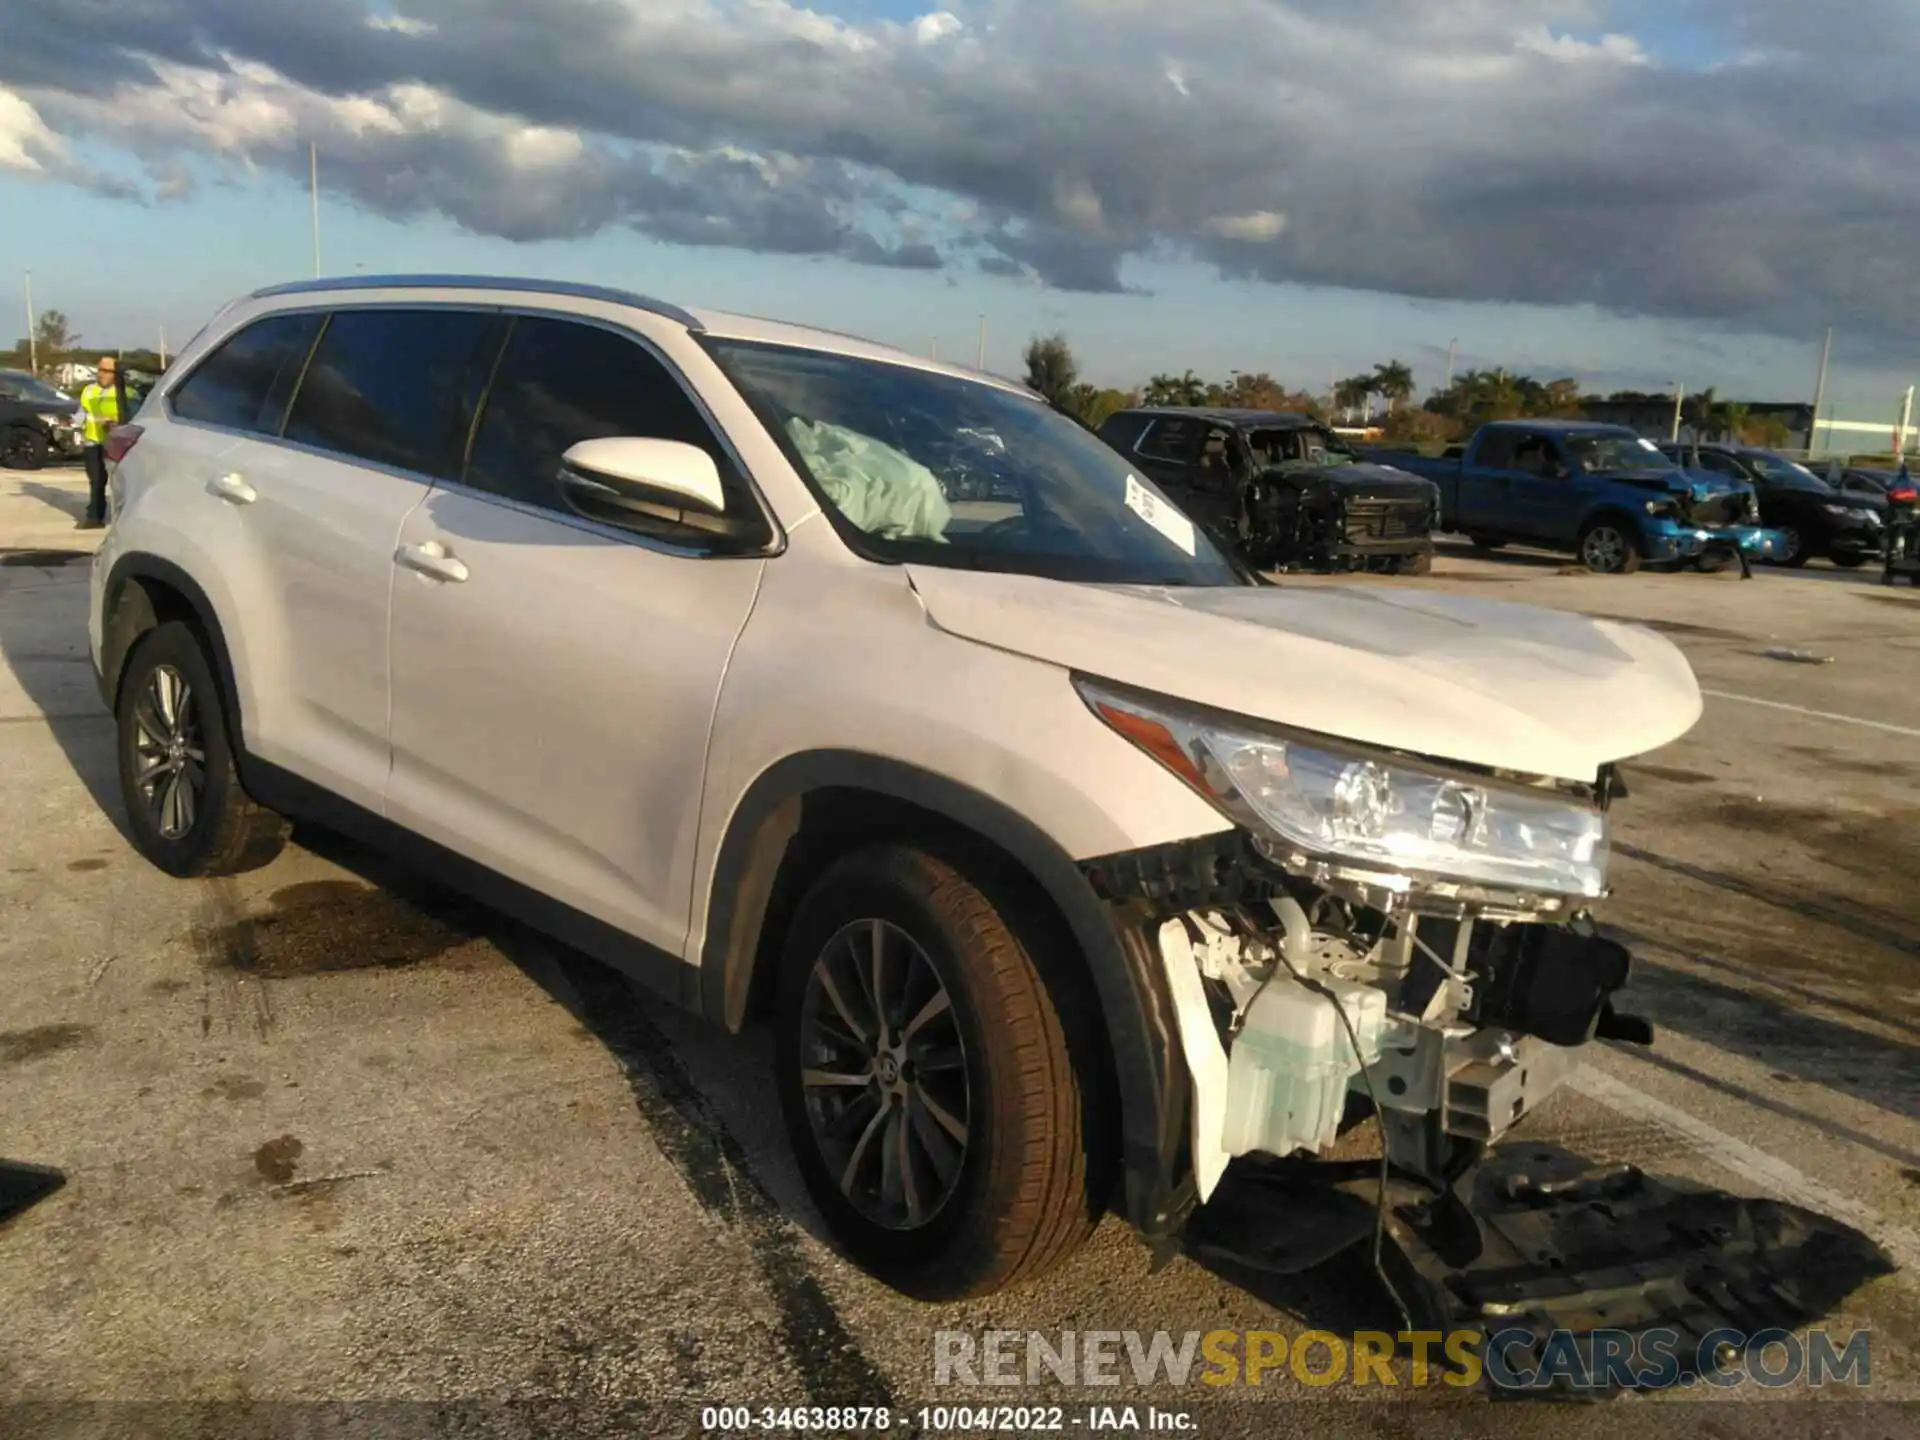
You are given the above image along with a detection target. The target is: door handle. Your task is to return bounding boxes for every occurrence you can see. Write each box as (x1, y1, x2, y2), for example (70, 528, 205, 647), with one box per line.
(395, 541, 470, 584)
(210, 473, 257, 505)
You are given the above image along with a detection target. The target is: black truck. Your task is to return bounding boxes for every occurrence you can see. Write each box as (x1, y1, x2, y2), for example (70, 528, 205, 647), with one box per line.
(1096, 407, 1439, 573)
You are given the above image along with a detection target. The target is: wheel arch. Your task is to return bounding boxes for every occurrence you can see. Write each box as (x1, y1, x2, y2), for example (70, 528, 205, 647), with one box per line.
(698, 750, 1188, 1233)
(99, 554, 248, 766)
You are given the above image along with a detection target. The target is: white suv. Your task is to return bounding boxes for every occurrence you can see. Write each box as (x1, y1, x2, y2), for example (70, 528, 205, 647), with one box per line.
(90, 275, 1699, 1299)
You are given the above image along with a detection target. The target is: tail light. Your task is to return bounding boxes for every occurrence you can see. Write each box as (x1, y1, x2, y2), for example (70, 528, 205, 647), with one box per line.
(1893, 485, 1917, 504)
(104, 425, 143, 464)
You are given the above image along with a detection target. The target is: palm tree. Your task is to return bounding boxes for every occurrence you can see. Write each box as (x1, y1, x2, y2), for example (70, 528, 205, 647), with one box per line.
(1335, 374, 1374, 424)
(1143, 370, 1210, 406)
(1371, 360, 1415, 414)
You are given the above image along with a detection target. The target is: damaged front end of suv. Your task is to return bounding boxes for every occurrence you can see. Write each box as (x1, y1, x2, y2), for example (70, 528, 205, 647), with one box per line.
(1075, 677, 1651, 1241)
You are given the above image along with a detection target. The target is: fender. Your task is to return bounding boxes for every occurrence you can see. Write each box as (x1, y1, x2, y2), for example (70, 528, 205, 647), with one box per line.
(698, 750, 1191, 1234)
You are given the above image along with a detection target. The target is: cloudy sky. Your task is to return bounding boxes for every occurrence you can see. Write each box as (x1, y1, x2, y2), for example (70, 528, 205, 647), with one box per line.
(2, 0, 1916, 413)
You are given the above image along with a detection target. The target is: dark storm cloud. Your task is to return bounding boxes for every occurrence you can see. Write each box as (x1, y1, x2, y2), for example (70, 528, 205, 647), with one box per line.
(5, 0, 1920, 337)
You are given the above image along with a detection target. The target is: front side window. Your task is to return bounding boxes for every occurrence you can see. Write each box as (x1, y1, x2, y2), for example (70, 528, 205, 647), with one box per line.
(283, 308, 502, 476)
(1564, 433, 1673, 474)
(464, 316, 758, 534)
(1746, 454, 1830, 491)
(169, 312, 323, 435)
(705, 340, 1244, 586)
(1134, 417, 1205, 465)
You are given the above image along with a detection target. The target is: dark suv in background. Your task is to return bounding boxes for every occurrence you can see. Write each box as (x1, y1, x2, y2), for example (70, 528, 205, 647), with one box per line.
(0, 369, 84, 470)
(1660, 442, 1884, 568)
(1096, 407, 1438, 573)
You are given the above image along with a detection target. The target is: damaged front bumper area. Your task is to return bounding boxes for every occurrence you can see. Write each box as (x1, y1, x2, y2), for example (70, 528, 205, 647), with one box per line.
(1086, 832, 1647, 1209)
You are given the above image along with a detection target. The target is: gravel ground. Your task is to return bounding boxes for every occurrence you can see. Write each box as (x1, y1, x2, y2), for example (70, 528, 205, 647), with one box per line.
(2, 467, 1917, 1438)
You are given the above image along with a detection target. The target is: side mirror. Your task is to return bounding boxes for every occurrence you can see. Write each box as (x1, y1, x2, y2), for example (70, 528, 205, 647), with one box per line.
(557, 437, 760, 546)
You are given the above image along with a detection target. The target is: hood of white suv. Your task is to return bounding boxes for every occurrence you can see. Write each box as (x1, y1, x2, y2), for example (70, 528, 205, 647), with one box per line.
(907, 567, 1702, 783)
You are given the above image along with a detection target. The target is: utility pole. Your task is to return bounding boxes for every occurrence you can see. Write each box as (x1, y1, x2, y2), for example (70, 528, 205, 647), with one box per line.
(23, 270, 35, 376)
(309, 142, 322, 277)
(159, 324, 168, 368)
(1670, 381, 1685, 443)
(1896, 385, 1915, 458)
(1809, 326, 1832, 459)
(1444, 338, 1457, 391)
(930, 338, 938, 362)
(976, 314, 986, 370)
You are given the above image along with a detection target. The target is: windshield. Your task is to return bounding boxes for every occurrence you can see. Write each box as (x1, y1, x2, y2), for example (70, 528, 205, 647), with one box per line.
(705, 340, 1246, 586)
(1565, 434, 1672, 474)
(0, 371, 69, 405)
(1745, 454, 1830, 491)
(1246, 427, 1354, 470)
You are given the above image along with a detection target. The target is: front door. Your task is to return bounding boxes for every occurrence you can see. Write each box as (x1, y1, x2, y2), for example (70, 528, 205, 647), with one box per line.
(384, 313, 769, 965)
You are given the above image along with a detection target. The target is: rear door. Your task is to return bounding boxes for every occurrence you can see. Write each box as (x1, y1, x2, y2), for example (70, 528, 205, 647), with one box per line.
(1455, 427, 1519, 533)
(216, 306, 504, 811)
(384, 312, 771, 965)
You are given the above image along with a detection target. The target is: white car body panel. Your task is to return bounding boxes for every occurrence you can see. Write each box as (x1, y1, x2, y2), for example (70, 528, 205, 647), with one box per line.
(904, 565, 1703, 782)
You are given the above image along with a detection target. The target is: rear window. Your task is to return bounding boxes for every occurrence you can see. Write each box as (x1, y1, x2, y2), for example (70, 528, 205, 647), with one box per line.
(1135, 417, 1205, 464)
(169, 312, 323, 435)
(284, 308, 503, 477)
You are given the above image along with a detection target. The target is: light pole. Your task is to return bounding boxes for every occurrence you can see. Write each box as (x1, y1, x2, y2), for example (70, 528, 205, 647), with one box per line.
(1669, 382, 1685, 443)
(310, 142, 322, 277)
(976, 314, 986, 370)
(1809, 326, 1832, 458)
(24, 270, 36, 376)
(1444, 338, 1457, 391)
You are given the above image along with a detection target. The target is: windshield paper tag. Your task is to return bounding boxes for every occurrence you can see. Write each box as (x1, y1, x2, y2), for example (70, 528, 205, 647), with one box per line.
(1125, 474, 1197, 556)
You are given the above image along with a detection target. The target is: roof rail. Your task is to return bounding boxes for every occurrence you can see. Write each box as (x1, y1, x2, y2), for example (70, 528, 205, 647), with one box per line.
(248, 274, 703, 330)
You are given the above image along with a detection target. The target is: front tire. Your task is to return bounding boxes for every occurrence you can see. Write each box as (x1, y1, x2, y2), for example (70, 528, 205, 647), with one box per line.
(774, 844, 1101, 1300)
(1772, 526, 1810, 567)
(2, 426, 48, 471)
(115, 622, 289, 877)
(1578, 520, 1643, 575)
(1830, 553, 1866, 569)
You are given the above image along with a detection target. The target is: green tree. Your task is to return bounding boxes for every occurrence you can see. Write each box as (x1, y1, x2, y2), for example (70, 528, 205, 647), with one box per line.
(34, 309, 78, 362)
(1371, 360, 1415, 414)
(1061, 383, 1134, 430)
(1142, 370, 1209, 406)
(1022, 332, 1080, 411)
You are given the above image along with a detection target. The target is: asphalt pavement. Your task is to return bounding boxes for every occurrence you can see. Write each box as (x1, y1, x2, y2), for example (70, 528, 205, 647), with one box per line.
(2, 467, 1917, 1437)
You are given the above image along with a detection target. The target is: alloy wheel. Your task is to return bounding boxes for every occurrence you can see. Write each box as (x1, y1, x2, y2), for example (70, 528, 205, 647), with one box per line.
(797, 918, 970, 1231)
(131, 664, 206, 840)
(1583, 526, 1626, 572)
(1778, 527, 1802, 562)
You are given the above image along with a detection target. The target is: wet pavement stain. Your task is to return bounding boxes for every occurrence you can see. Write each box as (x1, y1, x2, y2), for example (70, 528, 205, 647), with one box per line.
(147, 978, 189, 995)
(66, 858, 109, 873)
(1626, 763, 1715, 786)
(203, 1076, 267, 1102)
(0, 1023, 95, 1066)
(253, 1135, 304, 1183)
(194, 880, 489, 978)
(1782, 745, 1916, 780)
(0, 548, 90, 567)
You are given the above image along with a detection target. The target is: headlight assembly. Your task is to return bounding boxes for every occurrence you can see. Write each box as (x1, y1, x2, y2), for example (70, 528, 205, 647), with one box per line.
(1077, 678, 1609, 900)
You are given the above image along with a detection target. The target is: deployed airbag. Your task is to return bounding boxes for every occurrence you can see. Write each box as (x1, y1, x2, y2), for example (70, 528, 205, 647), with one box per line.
(786, 417, 951, 542)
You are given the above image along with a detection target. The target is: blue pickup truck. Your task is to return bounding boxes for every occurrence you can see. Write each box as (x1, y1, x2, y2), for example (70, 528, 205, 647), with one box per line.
(1381, 421, 1782, 574)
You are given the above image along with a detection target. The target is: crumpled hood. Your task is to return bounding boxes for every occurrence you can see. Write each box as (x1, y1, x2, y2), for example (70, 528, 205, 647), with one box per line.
(1605, 467, 1743, 500)
(908, 567, 1703, 782)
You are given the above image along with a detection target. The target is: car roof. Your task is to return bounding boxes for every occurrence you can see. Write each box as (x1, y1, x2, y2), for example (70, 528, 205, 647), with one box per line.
(1115, 407, 1319, 428)
(1487, 419, 1637, 436)
(247, 274, 1033, 398)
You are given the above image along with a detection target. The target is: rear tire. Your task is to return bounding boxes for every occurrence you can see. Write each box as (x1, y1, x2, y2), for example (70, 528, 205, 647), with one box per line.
(115, 622, 289, 878)
(774, 844, 1102, 1300)
(1830, 553, 1866, 569)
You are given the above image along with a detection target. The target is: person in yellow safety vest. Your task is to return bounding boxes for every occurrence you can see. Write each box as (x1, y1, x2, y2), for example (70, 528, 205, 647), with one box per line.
(77, 355, 123, 530)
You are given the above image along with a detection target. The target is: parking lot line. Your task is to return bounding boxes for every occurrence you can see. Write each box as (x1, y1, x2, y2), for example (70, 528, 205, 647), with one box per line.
(1701, 689, 1920, 740)
(1571, 1065, 1920, 1276)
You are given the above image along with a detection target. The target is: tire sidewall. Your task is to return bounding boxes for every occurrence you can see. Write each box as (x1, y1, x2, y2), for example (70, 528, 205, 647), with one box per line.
(774, 850, 1019, 1293)
(116, 623, 244, 877)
